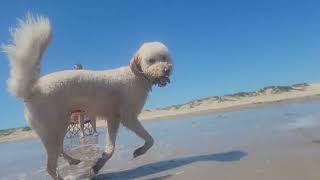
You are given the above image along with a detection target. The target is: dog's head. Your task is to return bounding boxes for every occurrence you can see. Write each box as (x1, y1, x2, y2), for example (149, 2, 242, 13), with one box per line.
(130, 42, 173, 87)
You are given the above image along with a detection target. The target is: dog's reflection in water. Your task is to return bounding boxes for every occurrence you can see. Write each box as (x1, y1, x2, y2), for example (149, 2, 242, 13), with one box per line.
(60, 135, 102, 178)
(79, 135, 99, 146)
(63, 135, 101, 160)
(65, 134, 99, 147)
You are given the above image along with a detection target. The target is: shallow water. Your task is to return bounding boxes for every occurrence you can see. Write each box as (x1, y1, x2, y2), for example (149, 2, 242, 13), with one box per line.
(1, 100, 320, 179)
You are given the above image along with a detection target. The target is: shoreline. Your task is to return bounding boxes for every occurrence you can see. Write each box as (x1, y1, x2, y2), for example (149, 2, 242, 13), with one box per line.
(140, 95, 320, 122)
(1, 83, 320, 144)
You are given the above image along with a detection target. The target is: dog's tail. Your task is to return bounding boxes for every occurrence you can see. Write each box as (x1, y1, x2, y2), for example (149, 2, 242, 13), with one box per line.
(2, 13, 51, 99)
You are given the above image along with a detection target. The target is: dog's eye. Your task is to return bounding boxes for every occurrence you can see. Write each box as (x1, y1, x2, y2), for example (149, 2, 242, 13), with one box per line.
(149, 58, 155, 63)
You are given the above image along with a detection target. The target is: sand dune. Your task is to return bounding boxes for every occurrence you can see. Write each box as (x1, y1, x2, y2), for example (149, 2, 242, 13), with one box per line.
(1, 82, 320, 143)
(139, 83, 319, 120)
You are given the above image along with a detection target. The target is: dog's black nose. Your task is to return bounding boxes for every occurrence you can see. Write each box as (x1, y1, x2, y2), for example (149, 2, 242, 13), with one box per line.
(164, 68, 171, 75)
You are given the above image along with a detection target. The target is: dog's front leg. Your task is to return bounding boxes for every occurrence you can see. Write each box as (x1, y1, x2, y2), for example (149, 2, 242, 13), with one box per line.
(91, 119, 120, 175)
(122, 118, 154, 158)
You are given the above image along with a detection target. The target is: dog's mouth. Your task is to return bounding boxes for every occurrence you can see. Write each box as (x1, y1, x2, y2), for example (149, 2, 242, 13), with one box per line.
(154, 76, 170, 87)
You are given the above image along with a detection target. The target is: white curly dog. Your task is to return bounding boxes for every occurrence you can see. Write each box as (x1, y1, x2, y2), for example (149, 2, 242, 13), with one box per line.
(2, 14, 173, 179)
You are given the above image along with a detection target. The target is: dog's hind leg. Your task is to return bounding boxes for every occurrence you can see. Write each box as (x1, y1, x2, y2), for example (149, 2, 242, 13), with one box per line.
(39, 132, 64, 180)
(47, 144, 62, 180)
(91, 118, 120, 174)
(121, 117, 154, 158)
(40, 118, 69, 179)
(26, 107, 70, 179)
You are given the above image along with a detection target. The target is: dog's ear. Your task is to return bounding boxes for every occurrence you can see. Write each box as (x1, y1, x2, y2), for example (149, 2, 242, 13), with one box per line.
(130, 53, 143, 75)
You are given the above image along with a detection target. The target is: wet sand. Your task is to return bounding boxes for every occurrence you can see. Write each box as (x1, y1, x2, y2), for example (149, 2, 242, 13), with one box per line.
(1, 99, 320, 179)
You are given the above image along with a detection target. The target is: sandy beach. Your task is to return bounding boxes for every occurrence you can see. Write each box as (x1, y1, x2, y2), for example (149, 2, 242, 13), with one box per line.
(1, 83, 320, 144)
(2, 98, 320, 179)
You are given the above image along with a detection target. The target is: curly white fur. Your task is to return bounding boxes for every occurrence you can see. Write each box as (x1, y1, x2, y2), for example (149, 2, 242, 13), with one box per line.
(2, 14, 173, 179)
(2, 14, 51, 99)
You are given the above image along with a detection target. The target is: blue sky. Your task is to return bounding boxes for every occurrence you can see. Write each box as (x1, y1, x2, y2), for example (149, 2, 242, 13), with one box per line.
(0, 0, 320, 129)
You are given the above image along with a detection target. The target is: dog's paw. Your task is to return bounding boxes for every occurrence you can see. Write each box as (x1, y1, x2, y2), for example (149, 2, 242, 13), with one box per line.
(91, 153, 107, 174)
(91, 162, 102, 175)
(89, 167, 98, 177)
(133, 147, 145, 158)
